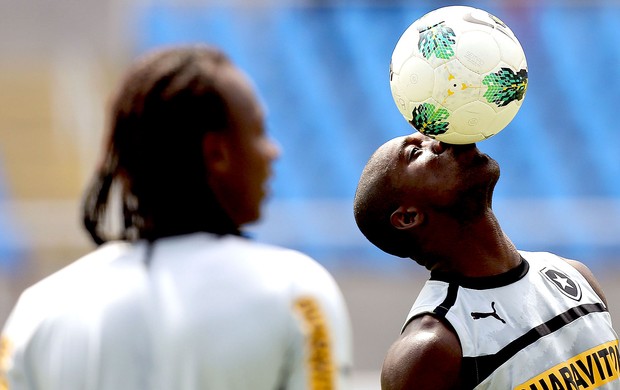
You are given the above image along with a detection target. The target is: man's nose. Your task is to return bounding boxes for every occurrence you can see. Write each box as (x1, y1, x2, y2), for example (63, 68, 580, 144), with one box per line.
(425, 139, 446, 154)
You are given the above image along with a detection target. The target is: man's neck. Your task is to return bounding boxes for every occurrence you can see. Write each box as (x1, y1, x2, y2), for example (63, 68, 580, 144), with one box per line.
(424, 211, 521, 277)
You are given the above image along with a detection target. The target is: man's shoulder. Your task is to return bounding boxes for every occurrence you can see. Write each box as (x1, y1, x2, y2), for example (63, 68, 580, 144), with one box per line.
(165, 232, 311, 260)
(383, 314, 462, 389)
(210, 234, 326, 272)
(2, 242, 133, 344)
(158, 233, 336, 292)
(24, 241, 132, 297)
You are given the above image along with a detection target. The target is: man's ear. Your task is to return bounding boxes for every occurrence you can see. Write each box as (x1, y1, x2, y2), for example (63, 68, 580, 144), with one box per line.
(202, 132, 230, 174)
(390, 206, 423, 230)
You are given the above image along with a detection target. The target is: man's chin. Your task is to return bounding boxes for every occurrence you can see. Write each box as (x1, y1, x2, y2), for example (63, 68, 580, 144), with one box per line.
(411, 256, 437, 271)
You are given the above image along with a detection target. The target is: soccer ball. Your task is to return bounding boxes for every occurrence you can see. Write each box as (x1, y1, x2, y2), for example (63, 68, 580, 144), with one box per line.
(389, 6, 528, 144)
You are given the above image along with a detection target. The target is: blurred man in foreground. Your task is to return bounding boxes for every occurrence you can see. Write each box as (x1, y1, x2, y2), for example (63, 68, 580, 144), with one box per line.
(1, 45, 352, 390)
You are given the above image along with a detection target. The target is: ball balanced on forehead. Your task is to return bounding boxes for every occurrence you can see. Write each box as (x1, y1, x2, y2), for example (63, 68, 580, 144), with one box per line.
(390, 5, 528, 144)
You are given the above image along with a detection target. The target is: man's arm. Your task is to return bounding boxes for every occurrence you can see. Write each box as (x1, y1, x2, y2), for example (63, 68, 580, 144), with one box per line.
(381, 314, 462, 390)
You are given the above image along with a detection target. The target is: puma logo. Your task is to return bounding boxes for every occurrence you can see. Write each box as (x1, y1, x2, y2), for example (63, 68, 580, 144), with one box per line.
(471, 302, 506, 324)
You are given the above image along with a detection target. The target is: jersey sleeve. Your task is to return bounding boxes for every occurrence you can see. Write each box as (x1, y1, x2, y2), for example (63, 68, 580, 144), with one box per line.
(279, 252, 353, 390)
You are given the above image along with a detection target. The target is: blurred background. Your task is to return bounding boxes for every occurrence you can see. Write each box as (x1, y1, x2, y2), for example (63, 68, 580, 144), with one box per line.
(1, 0, 620, 388)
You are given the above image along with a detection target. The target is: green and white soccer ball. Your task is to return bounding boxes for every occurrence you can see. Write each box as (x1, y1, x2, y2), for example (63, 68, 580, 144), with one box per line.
(390, 6, 528, 144)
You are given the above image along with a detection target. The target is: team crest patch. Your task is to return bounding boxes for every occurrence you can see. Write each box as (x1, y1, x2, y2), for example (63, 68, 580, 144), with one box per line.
(540, 267, 582, 301)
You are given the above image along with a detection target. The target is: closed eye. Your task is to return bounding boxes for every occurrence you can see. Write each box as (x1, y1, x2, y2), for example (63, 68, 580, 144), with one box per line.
(408, 146, 422, 162)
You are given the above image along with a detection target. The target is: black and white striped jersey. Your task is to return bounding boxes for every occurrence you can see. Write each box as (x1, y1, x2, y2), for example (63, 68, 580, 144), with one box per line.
(402, 251, 619, 389)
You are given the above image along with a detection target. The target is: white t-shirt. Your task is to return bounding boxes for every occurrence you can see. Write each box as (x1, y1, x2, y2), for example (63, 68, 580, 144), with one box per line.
(0, 233, 353, 390)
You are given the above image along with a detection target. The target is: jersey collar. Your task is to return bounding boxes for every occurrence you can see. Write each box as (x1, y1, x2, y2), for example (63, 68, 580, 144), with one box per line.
(430, 257, 529, 290)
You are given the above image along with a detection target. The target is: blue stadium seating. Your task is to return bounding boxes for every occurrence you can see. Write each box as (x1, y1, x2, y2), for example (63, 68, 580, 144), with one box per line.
(135, 2, 620, 271)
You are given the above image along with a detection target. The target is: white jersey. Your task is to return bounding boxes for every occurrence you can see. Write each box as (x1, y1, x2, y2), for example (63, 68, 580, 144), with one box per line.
(403, 251, 620, 389)
(0, 233, 353, 390)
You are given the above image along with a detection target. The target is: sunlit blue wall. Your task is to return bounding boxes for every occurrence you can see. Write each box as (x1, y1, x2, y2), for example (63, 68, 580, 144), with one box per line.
(135, 1, 620, 271)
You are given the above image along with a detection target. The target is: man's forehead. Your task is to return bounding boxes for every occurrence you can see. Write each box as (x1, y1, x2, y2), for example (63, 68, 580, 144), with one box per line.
(376, 135, 406, 161)
(364, 136, 405, 178)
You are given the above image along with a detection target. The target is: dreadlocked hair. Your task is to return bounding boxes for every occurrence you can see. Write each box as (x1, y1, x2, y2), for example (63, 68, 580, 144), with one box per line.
(82, 45, 240, 245)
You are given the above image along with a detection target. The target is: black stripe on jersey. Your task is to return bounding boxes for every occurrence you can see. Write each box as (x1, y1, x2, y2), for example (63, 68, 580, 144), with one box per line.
(461, 302, 608, 389)
(400, 283, 459, 333)
(433, 283, 459, 318)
